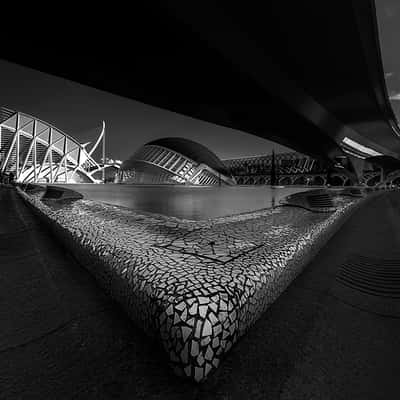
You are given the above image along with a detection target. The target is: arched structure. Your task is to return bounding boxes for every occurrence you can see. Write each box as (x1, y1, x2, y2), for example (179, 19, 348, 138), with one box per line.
(0, 107, 105, 183)
(309, 176, 326, 186)
(224, 152, 319, 177)
(328, 175, 345, 187)
(366, 174, 381, 187)
(120, 137, 236, 185)
(293, 176, 307, 186)
(382, 169, 400, 187)
(361, 171, 380, 186)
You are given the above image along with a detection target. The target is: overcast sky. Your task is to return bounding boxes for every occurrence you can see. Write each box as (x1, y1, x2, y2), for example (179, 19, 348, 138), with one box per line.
(0, 60, 292, 162)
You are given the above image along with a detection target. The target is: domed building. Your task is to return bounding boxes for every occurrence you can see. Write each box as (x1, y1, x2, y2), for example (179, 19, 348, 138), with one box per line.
(119, 137, 236, 185)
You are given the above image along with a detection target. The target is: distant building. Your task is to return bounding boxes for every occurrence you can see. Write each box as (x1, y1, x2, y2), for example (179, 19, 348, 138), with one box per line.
(223, 152, 331, 185)
(223, 152, 381, 186)
(119, 137, 236, 185)
(224, 152, 323, 178)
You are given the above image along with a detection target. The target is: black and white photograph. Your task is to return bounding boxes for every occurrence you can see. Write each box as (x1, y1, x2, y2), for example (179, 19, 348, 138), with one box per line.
(0, 1, 399, 399)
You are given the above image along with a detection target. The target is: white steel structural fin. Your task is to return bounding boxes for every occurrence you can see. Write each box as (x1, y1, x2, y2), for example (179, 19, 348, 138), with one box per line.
(0, 107, 110, 184)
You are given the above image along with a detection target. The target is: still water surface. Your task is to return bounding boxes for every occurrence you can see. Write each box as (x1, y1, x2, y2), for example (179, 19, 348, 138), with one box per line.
(55, 184, 316, 220)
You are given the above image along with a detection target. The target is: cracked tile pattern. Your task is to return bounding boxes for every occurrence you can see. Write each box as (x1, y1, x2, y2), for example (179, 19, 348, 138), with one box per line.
(17, 188, 363, 382)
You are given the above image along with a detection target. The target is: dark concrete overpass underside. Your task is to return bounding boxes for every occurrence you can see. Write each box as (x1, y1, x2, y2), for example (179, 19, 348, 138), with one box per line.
(2, 1, 400, 180)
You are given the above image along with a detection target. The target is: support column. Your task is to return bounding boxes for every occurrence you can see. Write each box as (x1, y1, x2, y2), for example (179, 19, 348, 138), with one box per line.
(102, 124, 106, 183)
(33, 120, 37, 183)
(16, 116, 20, 180)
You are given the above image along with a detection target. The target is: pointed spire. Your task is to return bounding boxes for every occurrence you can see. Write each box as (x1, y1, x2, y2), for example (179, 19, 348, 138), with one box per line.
(88, 121, 106, 157)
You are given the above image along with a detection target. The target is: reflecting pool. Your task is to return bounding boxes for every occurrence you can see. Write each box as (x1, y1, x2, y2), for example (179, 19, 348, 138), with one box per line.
(53, 184, 318, 220)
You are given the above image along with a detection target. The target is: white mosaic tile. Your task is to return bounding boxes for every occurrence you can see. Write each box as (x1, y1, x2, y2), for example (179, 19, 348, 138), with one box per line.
(17, 187, 365, 382)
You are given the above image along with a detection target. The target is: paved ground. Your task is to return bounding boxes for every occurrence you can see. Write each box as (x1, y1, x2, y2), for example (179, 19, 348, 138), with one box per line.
(1, 186, 400, 399)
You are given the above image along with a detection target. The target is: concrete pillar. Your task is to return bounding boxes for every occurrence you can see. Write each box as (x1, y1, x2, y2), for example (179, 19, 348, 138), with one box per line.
(351, 157, 365, 183)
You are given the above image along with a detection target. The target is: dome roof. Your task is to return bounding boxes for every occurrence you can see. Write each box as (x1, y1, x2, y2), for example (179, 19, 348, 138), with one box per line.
(145, 137, 229, 175)
(122, 137, 231, 176)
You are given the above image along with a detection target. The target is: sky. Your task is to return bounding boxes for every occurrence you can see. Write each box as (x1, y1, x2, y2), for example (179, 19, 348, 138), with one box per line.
(0, 60, 292, 162)
(376, 0, 400, 120)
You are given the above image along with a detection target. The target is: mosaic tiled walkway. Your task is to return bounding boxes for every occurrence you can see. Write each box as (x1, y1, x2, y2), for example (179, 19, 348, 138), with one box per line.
(18, 187, 365, 382)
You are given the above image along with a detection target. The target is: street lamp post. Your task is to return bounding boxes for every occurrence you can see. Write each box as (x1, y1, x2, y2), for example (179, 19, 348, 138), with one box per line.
(102, 123, 106, 183)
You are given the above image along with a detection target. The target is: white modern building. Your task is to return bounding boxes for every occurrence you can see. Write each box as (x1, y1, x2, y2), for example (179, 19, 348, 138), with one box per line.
(119, 137, 236, 185)
(0, 107, 108, 183)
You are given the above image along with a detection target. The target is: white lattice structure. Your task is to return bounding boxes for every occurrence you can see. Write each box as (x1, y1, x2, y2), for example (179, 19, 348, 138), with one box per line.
(0, 107, 106, 183)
